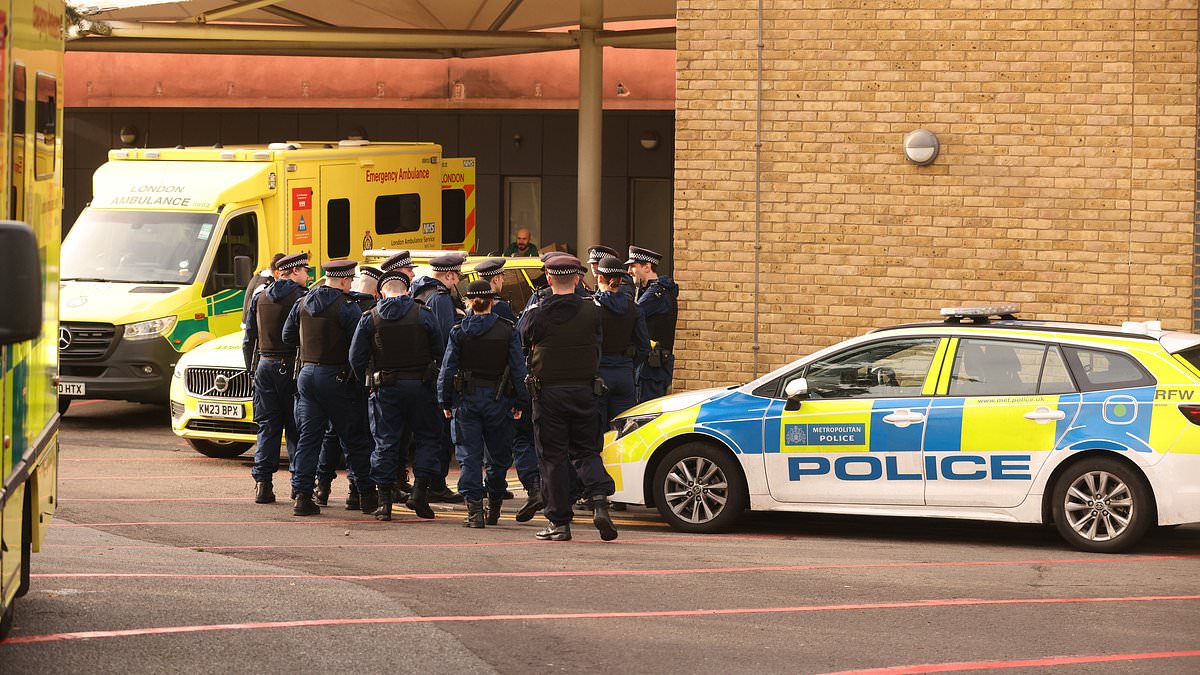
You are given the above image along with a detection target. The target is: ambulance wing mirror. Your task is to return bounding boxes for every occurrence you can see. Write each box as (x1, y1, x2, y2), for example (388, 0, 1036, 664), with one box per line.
(783, 378, 809, 411)
(0, 221, 43, 345)
(233, 256, 253, 289)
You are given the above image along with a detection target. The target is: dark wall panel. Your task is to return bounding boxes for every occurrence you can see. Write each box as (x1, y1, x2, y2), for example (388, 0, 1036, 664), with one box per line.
(600, 175, 629, 250)
(601, 114, 628, 178)
(459, 113, 501, 175)
(499, 115, 543, 177)
(542, 113, 577, 177)
(418, 114, 459, 156)
(541, 175, 577, 250)
(625, 113, 674, 178)
(181, 110, 221, 146)
(473, 173, 501, 255)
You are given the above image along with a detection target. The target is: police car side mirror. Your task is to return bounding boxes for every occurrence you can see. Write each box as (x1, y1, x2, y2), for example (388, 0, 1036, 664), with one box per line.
(233, 255, 253, 289)
(0, 221, 43, 345)
(783, 377, 808, 411)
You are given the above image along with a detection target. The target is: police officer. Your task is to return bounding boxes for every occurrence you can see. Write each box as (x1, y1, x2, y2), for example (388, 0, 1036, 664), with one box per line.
(519, 255, 617, 541)
(586, 245, 618, 283)
(522, 251, 590, 313)
(627, 246, 679, 403)
(409, 253, 467, 503)
(315, 265, 382, 507)
(594, 255, 650, 429)
(471, 258, 517, 323)
(349, 271, 443, 521)
(440, 280, 529, 527)
(241, 252, 286, 329)
(243, 252, 309, 504)
(282, 259, 378, 516)
(381, 250, 417, 282)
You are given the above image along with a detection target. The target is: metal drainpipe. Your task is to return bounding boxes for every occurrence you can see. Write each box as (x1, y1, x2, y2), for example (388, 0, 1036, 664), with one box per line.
(752, 0, 764, 377)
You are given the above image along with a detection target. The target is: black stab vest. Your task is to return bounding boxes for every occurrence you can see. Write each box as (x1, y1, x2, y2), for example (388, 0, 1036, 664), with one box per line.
(529, 301, 600, 383)
(299, 296, 351, 365)
(371, 305, 433, 372)
(600, 303, 638, 358)
(459, 319, 513, 380)
(255, 286, 304, 355)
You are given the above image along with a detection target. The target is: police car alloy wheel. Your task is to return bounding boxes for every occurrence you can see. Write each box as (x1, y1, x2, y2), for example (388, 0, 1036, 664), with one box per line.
(1050, 457, 1153, 554)
(187, 438, 253, 459)
(652, 443, 747, 533)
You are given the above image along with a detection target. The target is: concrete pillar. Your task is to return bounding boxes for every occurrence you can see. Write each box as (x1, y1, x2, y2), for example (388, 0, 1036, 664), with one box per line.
(577, 0, 603, 253)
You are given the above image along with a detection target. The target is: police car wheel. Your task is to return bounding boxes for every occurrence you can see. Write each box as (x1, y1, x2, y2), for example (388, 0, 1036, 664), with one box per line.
(652, 443, 747, 533)
(1051, 457, 1153, 554)
(188, 438, 253, 459)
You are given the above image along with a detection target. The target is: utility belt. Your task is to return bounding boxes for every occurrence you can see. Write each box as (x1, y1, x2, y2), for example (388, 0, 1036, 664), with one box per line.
(454, 369, 513, 399)
(525, 376, 606, 399)
(300, 362, 353, 383)
(602, 345, 639, 359)
(647, 347, 674, 369)
(370, 361, 438, 389)
(257, 352, 294, 362)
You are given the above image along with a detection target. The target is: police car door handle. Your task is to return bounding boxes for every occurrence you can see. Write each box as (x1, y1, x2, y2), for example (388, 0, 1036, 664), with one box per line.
(882, 409, 925, 427)
(1023, 406, 1066, 424)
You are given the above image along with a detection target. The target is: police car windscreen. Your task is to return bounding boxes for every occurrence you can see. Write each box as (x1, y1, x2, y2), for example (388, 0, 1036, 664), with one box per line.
(63, 210, 219, 284)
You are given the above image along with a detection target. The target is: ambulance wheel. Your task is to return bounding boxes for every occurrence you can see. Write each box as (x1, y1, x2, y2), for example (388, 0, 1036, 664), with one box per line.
(188, 439, 253, 459)
(1051, 457, 1153, 553)
(652, 442, 747, 533)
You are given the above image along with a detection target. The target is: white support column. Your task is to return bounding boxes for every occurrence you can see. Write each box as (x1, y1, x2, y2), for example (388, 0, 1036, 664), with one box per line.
(576, 0, 603, 253)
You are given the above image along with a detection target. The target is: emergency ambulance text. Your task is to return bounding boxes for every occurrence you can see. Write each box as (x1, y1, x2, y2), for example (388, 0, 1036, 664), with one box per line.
(365, 168, 432, 184)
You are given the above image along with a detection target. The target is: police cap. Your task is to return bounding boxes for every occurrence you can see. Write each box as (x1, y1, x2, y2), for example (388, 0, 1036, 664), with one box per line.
(357, 265, 383, 281)
(625, 245, 663, 266)
(381, 250, 415, 271)
(595, 256, 627, 277)
(587, 245, 619, 264)
(464, 279, 498, 299)
(429, 253, 465, 273)
(545, 255, 584, 276)
(540, 250, 570, 263)
(378, 270, 410, 290)
(323, 259, 357, 278)
(473, 258, 506, 278)
(276, 252, 309, 272)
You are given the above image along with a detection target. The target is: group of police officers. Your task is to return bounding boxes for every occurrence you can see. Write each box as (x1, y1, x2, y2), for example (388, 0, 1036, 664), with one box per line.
(242, 243, 679, 541)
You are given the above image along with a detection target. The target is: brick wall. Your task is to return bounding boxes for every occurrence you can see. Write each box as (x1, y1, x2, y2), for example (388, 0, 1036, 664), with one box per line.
(673, 0, 1199, 390)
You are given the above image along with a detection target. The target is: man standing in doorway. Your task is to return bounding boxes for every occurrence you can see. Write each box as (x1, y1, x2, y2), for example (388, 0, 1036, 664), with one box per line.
(504, 228, 539, 257)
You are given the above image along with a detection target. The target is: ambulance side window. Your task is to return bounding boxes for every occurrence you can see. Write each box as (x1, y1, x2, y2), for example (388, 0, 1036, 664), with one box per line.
(376, 194, 421, 234)
(34, 73, 55, 180)
(800, 337, 940, 400)
(327, 198, 350, 258)
(206, 212, 258, 295)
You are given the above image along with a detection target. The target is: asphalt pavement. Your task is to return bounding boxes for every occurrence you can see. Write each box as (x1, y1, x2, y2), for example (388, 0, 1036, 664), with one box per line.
(2, 400, 1198, 673)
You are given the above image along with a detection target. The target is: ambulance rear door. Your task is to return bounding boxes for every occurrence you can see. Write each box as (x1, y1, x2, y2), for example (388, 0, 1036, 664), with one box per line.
(441, 157, 476, 252)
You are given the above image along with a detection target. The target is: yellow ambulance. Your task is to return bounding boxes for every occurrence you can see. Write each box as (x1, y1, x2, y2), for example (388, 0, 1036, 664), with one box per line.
(58, 141, 475, 410)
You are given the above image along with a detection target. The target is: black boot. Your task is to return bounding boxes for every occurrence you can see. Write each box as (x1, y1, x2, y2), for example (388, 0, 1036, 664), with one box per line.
(293, 491, 320, 516)
(591, 496, 618, 541)
(485, 494, 504, 526)
(313, 479, 331, 507)
(358, 485, 379, 514)
(397, 469, 414, 495)
(515, 481, 544, 523)
(535, 522, 571, 541)
(345, 484, 360, 511)
(255, 481, 275, 504)
(405, 477, 436, 519)
(374, 486, 393, 521)
(464, 499, 485, 528)
(427, 479, 465, 504)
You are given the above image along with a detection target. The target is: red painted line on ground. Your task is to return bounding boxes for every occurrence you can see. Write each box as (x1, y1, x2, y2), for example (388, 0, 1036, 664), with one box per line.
(65, 497, 249, 502)
(30, 554, 1200, 582)
(52, 518, 434, 527)
(62, 457, 229, 462)
(59, 474, 249, 481)
(42, 534, 776, 551)
(65, 399, 106, 407)
(818, 649, 1200, 675)
(4, 596, 1198, 646)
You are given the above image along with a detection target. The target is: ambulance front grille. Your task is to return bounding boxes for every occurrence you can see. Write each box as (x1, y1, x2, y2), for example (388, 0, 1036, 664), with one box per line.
(184, 367, 253, 399)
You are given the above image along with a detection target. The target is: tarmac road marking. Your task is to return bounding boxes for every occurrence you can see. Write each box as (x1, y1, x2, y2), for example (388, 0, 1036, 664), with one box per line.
(50, 512, 664, 528)
(817, 649, 1200, 675)
(42, 534, 787, 551)
(60, 474, 250, 481)
(4, 595, 1199, 646)
(32, 554, 1200, 582)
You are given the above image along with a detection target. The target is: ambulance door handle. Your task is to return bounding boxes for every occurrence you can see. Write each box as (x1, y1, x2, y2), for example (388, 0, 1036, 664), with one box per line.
(1024, 406, 1066, 424)
(882, 409, 925, 428)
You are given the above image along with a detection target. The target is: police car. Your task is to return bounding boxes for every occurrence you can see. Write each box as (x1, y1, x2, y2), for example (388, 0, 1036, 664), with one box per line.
(601, 306, 1200, 552)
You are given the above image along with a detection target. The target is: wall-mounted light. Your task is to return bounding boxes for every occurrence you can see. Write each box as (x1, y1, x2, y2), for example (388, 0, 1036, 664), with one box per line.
(639, 131, 660, 151)
(903, 129, 940, 166)
(512, 134, 523, 149)
(119, 125, 139, 147)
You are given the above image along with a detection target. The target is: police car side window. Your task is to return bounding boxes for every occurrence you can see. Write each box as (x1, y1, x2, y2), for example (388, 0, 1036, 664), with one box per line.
(1062, 347, 1155, 392)
(803, 338, 939, 400)
(949, 339, 1044, 397)
(1038, 346, 1076, 395)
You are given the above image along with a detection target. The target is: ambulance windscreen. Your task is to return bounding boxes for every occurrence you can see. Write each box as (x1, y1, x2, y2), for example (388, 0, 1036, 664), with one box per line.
(62, 210, 218, 285)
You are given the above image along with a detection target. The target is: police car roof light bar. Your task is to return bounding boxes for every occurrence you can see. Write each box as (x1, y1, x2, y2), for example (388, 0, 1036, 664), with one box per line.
(939, 304, 1021, 324)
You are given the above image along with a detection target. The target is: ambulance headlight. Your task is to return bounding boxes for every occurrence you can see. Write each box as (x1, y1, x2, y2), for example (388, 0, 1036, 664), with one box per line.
(124, 316, 177, 341)
(612, 413, 660, 440)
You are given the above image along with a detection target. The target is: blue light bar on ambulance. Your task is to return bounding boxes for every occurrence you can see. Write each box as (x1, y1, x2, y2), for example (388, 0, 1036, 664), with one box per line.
(940, 304, 1021, 324)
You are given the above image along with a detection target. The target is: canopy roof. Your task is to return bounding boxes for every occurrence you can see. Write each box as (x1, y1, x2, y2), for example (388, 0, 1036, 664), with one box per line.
(67, 0, 677, 58)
